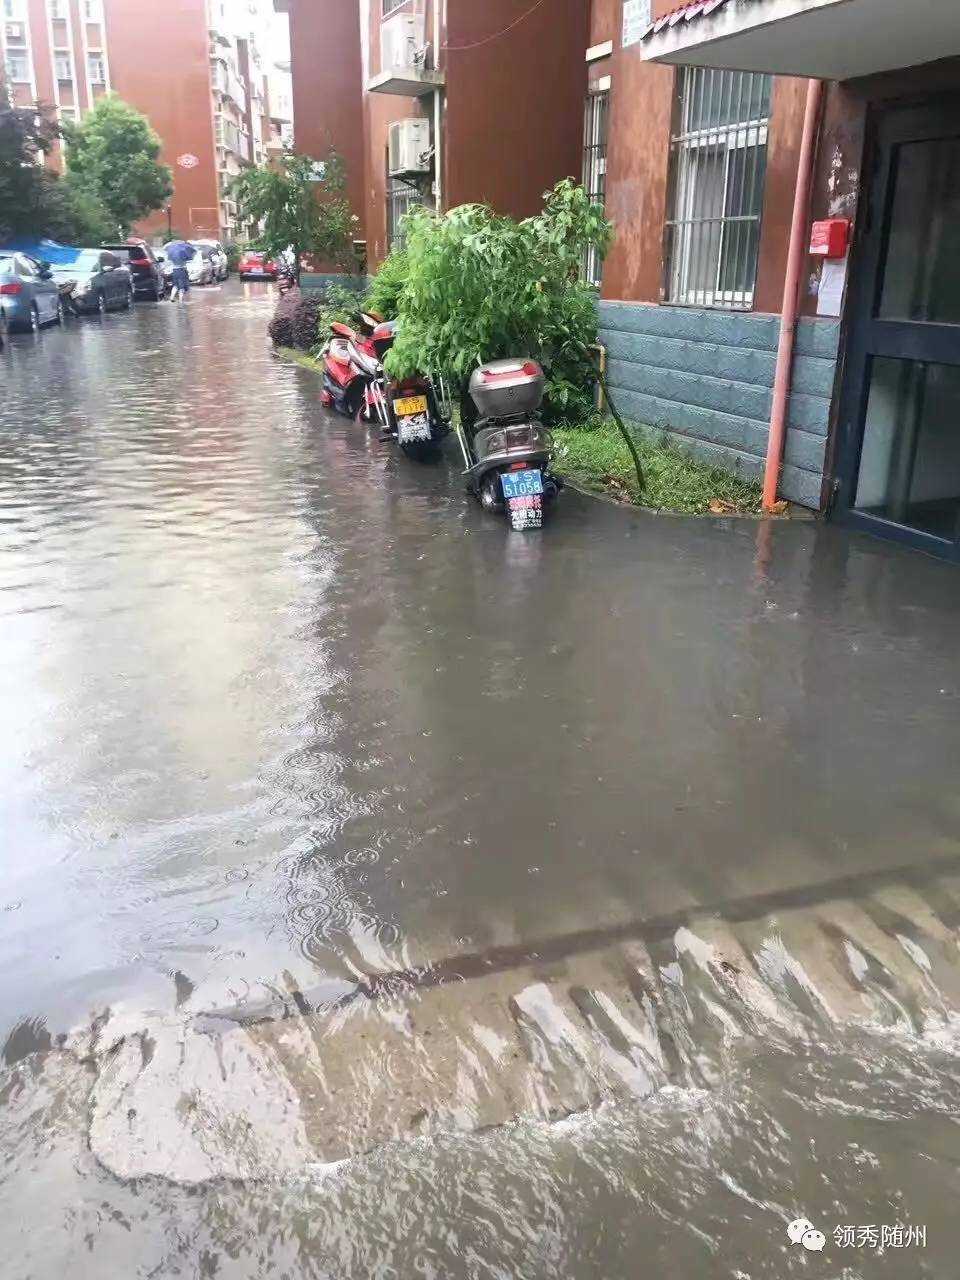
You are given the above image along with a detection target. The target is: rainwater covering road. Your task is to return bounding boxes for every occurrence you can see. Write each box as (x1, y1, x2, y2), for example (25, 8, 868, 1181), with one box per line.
(1, 284, 960, 1277)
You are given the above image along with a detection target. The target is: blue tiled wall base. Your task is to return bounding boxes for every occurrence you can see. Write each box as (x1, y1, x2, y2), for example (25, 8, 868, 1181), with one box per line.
(597, 301, 840, 509)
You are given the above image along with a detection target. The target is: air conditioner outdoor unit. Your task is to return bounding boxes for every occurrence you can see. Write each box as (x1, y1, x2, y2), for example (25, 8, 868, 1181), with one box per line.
(388, 118, 431, 177)
(380, 11, 426, 71)
(5, 21, 26, 41)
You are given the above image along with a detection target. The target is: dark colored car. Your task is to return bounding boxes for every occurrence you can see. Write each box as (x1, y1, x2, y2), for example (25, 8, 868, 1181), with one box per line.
(51, 249, 134, 315)
(101, 239, 166, 300)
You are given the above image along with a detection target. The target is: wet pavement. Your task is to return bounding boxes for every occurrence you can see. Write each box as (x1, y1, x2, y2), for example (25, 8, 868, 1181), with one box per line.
(1, 282, 960, 1276)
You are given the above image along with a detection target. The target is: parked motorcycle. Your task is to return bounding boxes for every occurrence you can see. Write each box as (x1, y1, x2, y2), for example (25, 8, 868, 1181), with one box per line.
(320, 313, 450, 459)
(319, 310, 383, 418)
(456, 358, 561, 531)
(362, 320, 451, 459)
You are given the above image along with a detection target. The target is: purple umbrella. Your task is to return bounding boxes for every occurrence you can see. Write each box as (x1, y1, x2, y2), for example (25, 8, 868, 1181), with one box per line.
(164, 240, 194, 265)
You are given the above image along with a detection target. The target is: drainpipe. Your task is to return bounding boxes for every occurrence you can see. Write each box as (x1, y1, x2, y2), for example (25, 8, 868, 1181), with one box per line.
(762, 77, 823, 511)
(433, 0, 442, 212)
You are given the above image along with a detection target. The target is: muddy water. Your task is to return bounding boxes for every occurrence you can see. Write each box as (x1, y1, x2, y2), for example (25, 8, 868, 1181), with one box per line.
(1, 284, 959, 1276)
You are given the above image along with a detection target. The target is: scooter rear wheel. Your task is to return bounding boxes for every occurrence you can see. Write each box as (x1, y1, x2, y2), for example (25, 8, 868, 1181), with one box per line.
(479, 473, 503, 512)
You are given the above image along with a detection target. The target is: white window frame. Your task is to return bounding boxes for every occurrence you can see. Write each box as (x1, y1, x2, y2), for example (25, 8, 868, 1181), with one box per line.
(87, 50, 105, 84)
(581, 86, 610, 287)
(6, 50, 30, 81)
(664, 68, 771, 311)
(54, 49, 72, 79)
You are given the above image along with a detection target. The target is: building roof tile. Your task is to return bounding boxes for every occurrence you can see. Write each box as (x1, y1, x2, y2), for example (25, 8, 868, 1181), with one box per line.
(642, 0, 731, 40)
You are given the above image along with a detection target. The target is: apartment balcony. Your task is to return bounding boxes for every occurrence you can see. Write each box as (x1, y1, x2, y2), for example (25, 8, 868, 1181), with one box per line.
(214, 115, 252, 164)
(366, 65, 444, 98)
(210, 60, 246, 109)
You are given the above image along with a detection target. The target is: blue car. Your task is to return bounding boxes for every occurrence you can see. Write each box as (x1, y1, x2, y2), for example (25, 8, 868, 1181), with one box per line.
(0, 251, 62, 336)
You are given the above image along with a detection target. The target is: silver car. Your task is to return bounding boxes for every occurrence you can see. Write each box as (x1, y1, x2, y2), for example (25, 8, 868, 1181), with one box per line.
(193, 239, 229, 281)
(0, 252, 63, 334)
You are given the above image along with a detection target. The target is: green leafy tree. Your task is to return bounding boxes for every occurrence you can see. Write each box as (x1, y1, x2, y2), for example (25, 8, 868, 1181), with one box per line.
(63, 95, 171, 235)
(384, 180, 612, 421)
(229, 150, 355, 282)
(41, 171, 115, 243)
(0, 80, 60, 241)
(366, 246, 408, 319)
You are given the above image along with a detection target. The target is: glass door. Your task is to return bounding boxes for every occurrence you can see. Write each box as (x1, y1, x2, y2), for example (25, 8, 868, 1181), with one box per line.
(836, 103, 960, 559)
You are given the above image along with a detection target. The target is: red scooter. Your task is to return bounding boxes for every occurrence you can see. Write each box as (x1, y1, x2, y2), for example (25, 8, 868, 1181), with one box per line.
(319, 311, 383, 419)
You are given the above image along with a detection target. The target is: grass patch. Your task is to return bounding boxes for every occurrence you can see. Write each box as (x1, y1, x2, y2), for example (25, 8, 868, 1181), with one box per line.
(553, 416, 763, 515)
(276, 346, 323, 371)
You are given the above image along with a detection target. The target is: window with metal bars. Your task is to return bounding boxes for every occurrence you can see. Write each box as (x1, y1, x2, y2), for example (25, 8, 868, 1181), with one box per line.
(382, 0, 407, 16)
(386, 174, 421, 249)
(581, 88, 609, 286)
(663, 67, 771, 310)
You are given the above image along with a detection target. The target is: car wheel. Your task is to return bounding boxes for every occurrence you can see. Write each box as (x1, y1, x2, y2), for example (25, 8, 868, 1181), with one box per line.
(122, 286, 133, 310)
(54, 297, 63, 326)
(0, 309, 7, 348)
(29, 303, 40, 334)
(96, 291, 106, 317)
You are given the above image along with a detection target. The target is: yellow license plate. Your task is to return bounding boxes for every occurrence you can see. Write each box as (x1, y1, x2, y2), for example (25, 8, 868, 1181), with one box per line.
(394, 395, 428, 416)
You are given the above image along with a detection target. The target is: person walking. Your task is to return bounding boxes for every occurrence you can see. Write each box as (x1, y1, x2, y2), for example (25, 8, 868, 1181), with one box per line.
(164, 239, 194, 303)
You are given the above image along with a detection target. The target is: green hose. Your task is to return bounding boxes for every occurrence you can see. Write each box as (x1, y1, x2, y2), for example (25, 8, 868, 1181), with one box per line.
(566, 338, 644, 498)
(593, 363, 645, 499)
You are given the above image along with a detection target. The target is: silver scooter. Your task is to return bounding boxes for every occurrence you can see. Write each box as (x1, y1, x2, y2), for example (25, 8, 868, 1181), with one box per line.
(456, 358, 562, 531)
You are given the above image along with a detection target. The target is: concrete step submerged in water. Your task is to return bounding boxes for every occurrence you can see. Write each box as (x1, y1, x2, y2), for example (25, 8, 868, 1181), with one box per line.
(73, 863, 960, 1184)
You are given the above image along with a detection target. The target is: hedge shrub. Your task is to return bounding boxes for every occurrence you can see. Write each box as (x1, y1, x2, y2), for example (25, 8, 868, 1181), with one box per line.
(268, 288, 324, 351)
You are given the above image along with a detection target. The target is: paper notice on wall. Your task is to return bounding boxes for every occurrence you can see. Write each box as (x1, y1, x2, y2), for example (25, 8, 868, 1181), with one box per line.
(622, 0, 652, 48)
(817, 258, 848, 317)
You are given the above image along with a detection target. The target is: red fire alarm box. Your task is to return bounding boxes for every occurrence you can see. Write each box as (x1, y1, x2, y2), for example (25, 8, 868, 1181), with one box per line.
(810, 218, 849, 258)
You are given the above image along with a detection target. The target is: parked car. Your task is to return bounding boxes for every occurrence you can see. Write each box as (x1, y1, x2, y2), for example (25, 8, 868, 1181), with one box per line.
(101, 239, 166, 301)
(0, 252, 62, 332)
(51, 249, 134, 315)
(238, 250, 279, 280)
(192, 243, 219, 285)
(193, 239, 228, 281)
(162, 243, 212, 287)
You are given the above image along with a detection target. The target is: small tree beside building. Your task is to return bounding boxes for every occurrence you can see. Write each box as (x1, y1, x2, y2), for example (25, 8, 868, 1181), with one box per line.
(229, 150, 355, 282)
(63, 96, 172, 236)
(0, 77, 114, 244)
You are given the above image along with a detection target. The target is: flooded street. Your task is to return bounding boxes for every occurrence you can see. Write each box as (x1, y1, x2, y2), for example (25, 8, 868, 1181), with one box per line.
(2, 283, 960, 1276)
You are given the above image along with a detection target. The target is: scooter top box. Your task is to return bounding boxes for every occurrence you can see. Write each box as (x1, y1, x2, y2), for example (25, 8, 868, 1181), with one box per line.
(469, 359, 544, 419)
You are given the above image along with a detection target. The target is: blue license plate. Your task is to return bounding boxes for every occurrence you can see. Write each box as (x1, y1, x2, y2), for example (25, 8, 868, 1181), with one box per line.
(500, 469, 543, 500)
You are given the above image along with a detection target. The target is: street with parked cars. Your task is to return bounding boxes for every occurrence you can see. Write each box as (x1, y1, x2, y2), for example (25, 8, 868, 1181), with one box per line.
(0, 238, 254, 350)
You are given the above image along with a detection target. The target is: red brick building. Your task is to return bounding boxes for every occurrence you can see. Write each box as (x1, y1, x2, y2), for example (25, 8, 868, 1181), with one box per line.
(278, 0, 589, 266)
(282, 0, 960, 557)
(1, 0, 291, 240)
